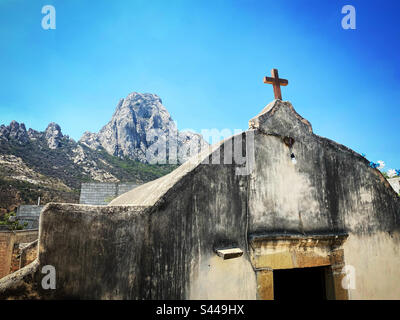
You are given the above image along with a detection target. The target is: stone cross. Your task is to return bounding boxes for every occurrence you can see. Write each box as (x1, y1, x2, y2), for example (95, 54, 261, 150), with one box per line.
(264, 68, 288, 100)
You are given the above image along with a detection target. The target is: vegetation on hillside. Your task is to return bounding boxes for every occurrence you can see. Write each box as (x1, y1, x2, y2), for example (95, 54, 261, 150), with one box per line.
(97, 149, 178, 183)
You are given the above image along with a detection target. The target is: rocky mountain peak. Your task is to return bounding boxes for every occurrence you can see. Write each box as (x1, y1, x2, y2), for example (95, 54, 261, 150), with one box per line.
(126, 92, 162, 104)
(45, 122, 63, 149)
(80, 92, 207, 163)
(0, 124, 10, 140)
(0, 121, 29, 144)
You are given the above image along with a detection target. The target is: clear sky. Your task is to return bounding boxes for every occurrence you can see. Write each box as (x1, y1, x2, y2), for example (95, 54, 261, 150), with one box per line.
(0, 0, 399, 170)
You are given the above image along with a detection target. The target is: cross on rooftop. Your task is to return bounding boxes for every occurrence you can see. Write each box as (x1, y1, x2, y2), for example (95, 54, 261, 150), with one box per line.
(264, 68, 288, 100)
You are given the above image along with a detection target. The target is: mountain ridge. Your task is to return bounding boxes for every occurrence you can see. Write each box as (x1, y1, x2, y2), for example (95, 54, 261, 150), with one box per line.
(0, 92, 204, 213)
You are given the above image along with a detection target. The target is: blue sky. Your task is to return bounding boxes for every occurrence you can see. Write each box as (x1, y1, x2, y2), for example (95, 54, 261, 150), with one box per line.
(0, 0, 399, 170)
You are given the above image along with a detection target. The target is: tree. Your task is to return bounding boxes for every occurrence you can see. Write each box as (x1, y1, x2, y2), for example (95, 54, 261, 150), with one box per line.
(0, 212, 28, 231)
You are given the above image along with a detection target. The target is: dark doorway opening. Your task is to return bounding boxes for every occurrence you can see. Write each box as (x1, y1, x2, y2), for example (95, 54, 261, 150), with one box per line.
(273, 266, 328, 300)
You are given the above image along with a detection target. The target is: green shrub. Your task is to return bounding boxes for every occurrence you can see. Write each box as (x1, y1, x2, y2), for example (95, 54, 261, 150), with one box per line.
(0, 212, 28, 230)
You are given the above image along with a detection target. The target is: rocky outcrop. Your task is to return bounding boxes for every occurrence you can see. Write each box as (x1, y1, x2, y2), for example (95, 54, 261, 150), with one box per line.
(44, 122, 63, 149)
(80, 92, 208, 163)
(0, 121, 29, 144)
(27, 128, 41, 141)
(0, 121, 64, 149)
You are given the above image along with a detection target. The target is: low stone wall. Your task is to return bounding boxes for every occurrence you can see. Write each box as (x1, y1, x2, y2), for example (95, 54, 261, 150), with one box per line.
(0, 230, 38, 279)
(10, 240, 38, 274)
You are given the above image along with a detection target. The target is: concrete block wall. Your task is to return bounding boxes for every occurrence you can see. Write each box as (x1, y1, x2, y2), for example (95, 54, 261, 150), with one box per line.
(117, 183, 140, 196)
(16, 205, 44, 229)
(79, 182, 139, 205)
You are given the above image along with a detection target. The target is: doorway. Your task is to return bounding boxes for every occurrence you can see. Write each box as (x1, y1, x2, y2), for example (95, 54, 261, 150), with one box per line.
(273, 266, 328, 300)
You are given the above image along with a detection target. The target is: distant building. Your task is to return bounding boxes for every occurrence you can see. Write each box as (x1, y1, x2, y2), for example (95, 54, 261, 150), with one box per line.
(388, 177, 400, 194)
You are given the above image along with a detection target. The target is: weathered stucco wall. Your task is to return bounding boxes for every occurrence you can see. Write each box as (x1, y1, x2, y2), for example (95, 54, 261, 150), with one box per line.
(1, 100, 399, 300)
(28, 163, 254, 299)
(189, 255, 256, 299)
(35, 204, 150, 299)
(248, 102, 399, 236)
(343, 232, 400, 299)
(244, 101, 400, 299)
